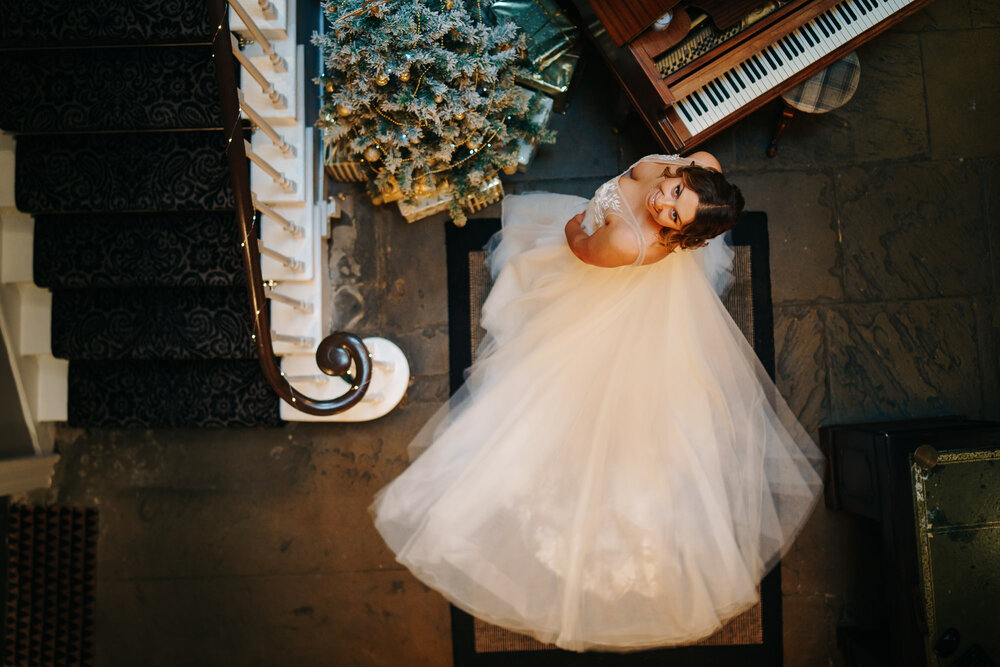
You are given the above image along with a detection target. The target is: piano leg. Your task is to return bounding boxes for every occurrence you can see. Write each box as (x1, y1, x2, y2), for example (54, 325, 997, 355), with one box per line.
(767, 103, 796, 158)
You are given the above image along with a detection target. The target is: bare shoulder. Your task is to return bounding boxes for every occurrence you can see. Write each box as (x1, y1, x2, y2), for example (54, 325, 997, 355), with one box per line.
(686, 151, 722, 172)
(594, 213, 642, 266)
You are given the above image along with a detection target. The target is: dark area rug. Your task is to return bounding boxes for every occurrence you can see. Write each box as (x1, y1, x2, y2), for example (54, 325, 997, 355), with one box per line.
(4, 504, 98, 667)
(444, 212, 782, 666)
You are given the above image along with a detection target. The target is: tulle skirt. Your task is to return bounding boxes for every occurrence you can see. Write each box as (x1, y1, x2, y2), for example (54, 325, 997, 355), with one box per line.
(371, 193, 824, 652)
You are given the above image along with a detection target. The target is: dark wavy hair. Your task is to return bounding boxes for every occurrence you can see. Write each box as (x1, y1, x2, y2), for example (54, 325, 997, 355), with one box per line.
(659, 164, 744, 251)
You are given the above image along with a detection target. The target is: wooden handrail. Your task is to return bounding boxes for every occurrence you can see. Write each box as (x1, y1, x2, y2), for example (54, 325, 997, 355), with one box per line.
(209, 0, 372, 416)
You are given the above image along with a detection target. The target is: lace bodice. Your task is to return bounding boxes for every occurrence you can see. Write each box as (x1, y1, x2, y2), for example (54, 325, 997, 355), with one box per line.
(580, 154, 686, 267)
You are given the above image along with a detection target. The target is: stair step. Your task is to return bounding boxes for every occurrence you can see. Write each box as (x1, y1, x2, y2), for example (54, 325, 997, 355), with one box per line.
(15, 131, 234, 214)
(0, 46, 221, 133)
(0, 0, 212, 48)
(68, 359, 281, 427)
(34, 211, 243, 289)
(51, 287, 256, 360)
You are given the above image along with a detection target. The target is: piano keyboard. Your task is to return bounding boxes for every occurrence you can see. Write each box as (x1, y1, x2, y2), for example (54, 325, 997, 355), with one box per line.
(672, 0, 913, 136)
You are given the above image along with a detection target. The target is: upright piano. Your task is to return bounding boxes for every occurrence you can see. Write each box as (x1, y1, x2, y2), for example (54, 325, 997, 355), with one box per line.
(569, 0, 935, 152)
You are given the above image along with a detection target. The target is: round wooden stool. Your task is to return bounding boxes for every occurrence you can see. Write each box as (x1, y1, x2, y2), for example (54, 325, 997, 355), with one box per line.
(767, 51, 861, 158)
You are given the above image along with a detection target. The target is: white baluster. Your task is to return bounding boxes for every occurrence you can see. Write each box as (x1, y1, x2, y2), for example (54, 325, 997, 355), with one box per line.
(265, 285, 314, 313)
(252, 194, 303, 237)
(271, 332, 315, 348)
(258, 0, 278, 20)
(244, 140, 296, 193)
(227, 0, 287, 72)
(260, 244, 304, 272)
(231, 34, 287, 109)
(239, 91, 295, 156)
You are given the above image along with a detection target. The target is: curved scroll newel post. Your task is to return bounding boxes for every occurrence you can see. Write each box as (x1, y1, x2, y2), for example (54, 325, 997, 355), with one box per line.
(208, 0, 372, 415)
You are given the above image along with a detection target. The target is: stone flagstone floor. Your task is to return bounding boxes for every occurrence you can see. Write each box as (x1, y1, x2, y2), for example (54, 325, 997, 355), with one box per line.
(16, 3, 999, 665)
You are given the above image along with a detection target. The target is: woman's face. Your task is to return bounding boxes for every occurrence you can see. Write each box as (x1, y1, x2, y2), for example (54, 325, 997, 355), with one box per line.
(646, 176, 699, 231)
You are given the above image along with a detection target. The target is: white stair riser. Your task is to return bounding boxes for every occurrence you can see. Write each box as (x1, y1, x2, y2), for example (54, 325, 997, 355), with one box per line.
(0, 211, 34, 283)
(21, 355, 68, 423)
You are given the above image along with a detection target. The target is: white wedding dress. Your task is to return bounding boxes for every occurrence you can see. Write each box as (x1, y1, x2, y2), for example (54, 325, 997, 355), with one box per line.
(371, 155, 824, 652)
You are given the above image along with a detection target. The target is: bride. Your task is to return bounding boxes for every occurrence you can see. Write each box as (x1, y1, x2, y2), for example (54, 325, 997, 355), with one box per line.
(371, 152, 825, 652)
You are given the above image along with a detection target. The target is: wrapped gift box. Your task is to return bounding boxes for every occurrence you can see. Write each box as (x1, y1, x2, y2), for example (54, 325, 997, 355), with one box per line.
(322, 133, 367, 182)
(397, 178, 504, 225)
(516, 89, 554, 171)
(516, 40, 584, 113)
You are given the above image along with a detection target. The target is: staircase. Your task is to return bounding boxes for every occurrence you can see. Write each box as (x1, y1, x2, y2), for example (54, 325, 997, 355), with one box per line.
(0, 0, 408, 435)
(1, 3, 280, 427)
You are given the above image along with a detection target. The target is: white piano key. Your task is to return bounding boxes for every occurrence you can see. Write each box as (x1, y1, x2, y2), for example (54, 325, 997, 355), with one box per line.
(671, 0, 913, 138)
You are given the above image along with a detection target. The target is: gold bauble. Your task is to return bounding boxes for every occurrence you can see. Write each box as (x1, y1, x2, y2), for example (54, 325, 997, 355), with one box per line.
(454, 111, 465, 121)
(466, 134, 481, 150)
(325, 81, 334, 92)
(336, 104, 351, 117)
(445, 0, 453, 8)
(398, 70, 410, 82)
(502, 162, 518, 175)
(434, 94, 444, 104)
(376, 72, 389, 86)
(415, 178, 435, 196)
(364, 146, 381, 161)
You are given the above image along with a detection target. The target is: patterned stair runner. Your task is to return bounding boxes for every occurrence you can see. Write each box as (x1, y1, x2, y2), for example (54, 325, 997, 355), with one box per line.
(0, 0, 212, 47)
(3, 0, 281, 427)
(0, 46, 222, 133)
(33, 212, 243, 289)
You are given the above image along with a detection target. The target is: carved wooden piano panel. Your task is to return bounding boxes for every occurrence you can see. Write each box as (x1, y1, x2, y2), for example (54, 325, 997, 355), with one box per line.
(569, 0, 935, 152)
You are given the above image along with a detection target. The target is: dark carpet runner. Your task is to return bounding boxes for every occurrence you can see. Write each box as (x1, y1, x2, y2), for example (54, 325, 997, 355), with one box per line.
(3, 0, 280, 426)
(444, 214, 781, 666)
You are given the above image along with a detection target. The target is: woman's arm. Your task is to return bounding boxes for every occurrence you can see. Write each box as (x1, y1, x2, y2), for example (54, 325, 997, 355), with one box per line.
(564, 214, 640, 268)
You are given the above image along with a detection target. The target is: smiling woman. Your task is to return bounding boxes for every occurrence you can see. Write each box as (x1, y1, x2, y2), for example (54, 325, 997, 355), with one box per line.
(565, 153, 744, 268)
(371, 151, 824, 652)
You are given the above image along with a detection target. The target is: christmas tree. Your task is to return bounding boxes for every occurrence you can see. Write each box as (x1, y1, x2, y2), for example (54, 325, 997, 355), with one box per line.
(314, 0, 555, 225)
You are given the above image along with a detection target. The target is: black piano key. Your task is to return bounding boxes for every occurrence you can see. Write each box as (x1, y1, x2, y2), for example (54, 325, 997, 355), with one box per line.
(826, 10, 842, 31)
(710, 79, 726, 100)
(704, 84, 718, 104)
(785, 35, 801, 55)
(677, 100, 693, 123)
(801, 26, 815, 47)
(692, 91, 709, 113)
(725, 71, 741, 92)
(844, 2, 858, 20)
(806, 23, 821, 44)
(741, 62, 756, 81)
(816, 16, 830, 38)
(733, 69, 747, 89)
(767, 45, 782, 66)
(715, 79, 731, 100)
(761, 49, 776, 69)
(854, 0, 868, 13)
(837, 5, 852, 23)
(753, 54, 768, 75)
(778, 38, 793, 59)
(686, 97, 702, 117)
(790, 32, 806, 52)
(705, 80, 720, 102)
